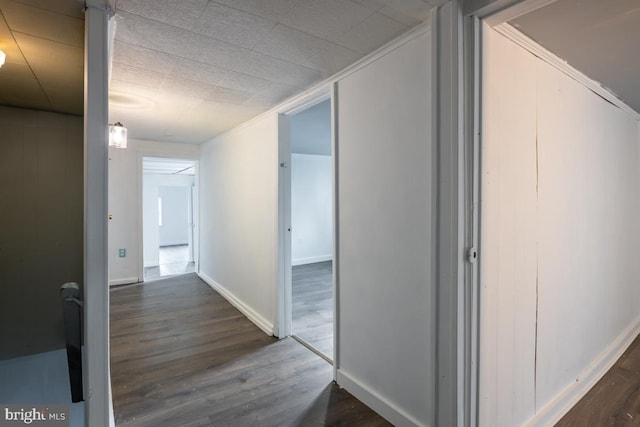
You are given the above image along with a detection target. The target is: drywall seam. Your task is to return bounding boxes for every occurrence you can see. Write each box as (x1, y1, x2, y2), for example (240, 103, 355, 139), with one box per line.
(336, 370, 428, 427)
(494, 24, 640, 121)
(526, 314, 640, 426)
(198, 272, 274, 336)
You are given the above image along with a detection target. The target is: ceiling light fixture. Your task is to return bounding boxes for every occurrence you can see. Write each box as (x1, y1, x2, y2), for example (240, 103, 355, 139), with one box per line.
(109, 122, 127, 148)
(0, 50, 6, 68)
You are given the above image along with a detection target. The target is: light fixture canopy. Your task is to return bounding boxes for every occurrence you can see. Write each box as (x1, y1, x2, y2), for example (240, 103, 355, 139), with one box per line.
(109, 122, 127, 148)
(0, 50, 6, 68)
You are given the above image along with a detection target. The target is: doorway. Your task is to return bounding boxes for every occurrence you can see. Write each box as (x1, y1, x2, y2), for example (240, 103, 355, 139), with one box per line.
(283, 98, 335, 362)
(142, 157, 197, 280)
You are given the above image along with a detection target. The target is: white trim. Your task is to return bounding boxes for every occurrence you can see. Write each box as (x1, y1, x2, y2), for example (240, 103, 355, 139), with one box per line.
(466, 15, 482, 427)
(109, 277, 139, 286)
(331, 81, 339, 381)
(336, 370, 427, 427)
(136, 152, 144, 282)
(484, 0, 559, 25)
(198, 272, 274, 336)
(432, 3, 465, 425)
(84, 5, 111, 426)
(279, 88, 331, 116)
(276, 114, 292, 339)
(525, 315, 640, 426)
(494, 23, 640, 121)
(291, 255, 333, 266)
(208, 22, 431, 143)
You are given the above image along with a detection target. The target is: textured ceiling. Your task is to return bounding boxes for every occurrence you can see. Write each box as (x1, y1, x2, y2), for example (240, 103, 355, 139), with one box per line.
(510, 0, 640, 114)
(111, 0, 441, 144)
(0, 0, 84, 115)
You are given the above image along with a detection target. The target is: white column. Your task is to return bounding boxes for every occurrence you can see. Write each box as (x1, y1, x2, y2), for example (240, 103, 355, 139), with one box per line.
(84, 2, 111, 426)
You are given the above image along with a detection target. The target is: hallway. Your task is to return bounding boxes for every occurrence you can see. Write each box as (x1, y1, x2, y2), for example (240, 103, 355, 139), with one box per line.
(109, 273, 388, 426)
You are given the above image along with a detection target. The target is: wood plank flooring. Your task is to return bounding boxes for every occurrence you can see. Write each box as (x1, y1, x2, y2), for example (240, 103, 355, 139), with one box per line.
(292, 261, 333, 360)
(110, 273, 388, 427)
(557, 333, 640, 426)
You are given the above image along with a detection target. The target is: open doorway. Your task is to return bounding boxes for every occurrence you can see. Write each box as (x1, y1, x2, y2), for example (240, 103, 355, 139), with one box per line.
(285, 98, 334, 361)
(142, 157, 197, 280)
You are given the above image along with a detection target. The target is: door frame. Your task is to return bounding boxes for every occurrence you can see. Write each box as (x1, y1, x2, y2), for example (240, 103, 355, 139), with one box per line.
(276, 86, 336, 363)
(138, 154, 200, 281)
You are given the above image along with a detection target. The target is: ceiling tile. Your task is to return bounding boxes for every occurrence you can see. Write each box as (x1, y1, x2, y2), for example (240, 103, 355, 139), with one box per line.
(110, 79, 159, 104)
(160, 75, 216, 99)
(111, 79, 203, 115)
(168, 58, 230, 86)
(215, 71, 272, 94)
(194, 2, 276, 49)
(348, 0, 386, 12)
(244, 82, 299, 108)
(236, 50, 325, 87)
(281, 0, 372, 42)
(510, 0, 640, 113)
(0, 62, 51, 111)
(378, 0, 432, 26)
(111, 62, 166, 88)
(253, 24, 360, 74)
(338, 12, 409, 54)
(210, 0, 299, 23)
(112, 41, 177, 72)
(115, 0, 208, 30)
(206, 86, 253, 104)
(115, 11, 250, 72)
(0, 11, 26, 65)
(13, 33, 82, 115)
(107, 0, 432, 143)
(0, 0, 83, 47)
(8, 0, 84, 18)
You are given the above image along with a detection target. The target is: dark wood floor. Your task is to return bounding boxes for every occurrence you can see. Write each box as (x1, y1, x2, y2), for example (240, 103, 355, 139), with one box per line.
(110, 273, 388, 427)
(557, 333, 640, 426)
(292, 261, 333, 360)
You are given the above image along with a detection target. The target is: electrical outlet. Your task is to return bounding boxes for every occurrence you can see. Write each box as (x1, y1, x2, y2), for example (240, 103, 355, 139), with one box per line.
(119, 248, 126, 258)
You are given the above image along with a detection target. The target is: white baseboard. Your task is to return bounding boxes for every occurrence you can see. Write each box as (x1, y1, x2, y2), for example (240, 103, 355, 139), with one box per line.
(336, 370, 427, 427)
(198, 272, 274, 336)
(292, 254, 333, 266)
(109, 277, 139, 286)
(527, 314, 640, 426)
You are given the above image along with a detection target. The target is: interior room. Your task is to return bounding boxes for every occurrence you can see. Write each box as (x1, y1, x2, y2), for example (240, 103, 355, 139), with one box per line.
(2, 0, 640, 426)
(141, 157, 196, 280)
(288, 99, 334, 361)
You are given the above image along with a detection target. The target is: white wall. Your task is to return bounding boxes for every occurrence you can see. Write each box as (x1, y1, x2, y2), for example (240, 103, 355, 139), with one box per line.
(480, 25, 640, 426)
(195, 27, 434, 426)
(291, 153, 333, 265)
(336, 31, 433, 427)
(198, 114, 280, 334)
(159, 185, 190, 246)
(108, 139, 199, 285)
(142, 173, 194, 267)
